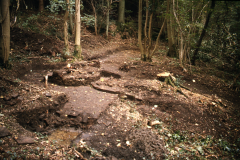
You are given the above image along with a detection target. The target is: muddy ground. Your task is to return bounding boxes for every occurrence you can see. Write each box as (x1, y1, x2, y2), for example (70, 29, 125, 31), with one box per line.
(0, 25, 240, 159)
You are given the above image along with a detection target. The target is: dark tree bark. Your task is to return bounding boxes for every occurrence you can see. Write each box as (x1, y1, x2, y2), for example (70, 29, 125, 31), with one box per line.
(0, 0, 10, 67)
(167, 0, 176, 57)
(118, 0, 125, 24)
(39, 0, 44, 12)
(138, 0, 144, 60)
(191, 0, 215, 65)
(90, 0, 97, 36)
(69, 0, 74, 35)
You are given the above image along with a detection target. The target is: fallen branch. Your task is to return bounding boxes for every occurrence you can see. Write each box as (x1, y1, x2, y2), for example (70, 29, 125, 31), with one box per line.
(73, 148, 86, 160)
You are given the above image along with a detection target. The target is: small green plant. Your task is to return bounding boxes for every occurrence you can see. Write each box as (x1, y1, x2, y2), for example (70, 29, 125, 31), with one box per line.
(159, 126, 240, 159)
(47, 0, 68, 13)
(35, 132, 48, 140)
(81, 14, 95, 28)
(13, 78, 21, 83)
(20, 13, 41, 32)
(117, 21, 137, 39)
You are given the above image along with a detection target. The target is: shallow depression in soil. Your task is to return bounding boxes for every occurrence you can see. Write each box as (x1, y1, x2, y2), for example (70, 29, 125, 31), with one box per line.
(48, 128, 81, 146)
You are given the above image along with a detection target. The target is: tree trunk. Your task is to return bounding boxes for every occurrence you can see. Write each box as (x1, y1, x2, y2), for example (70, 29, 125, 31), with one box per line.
(167, 0, 176, 57)
(141, 0, 165, 62)
(69, 13, 73, 35)
(63, 0, 69, 57)
(0, 0, 10, 67)
(179, 32, 184, 65)
(91, 0, 98, 36)
(172, 0, 184, 66)
(138, 0, 144, 60)
(106, 0, 110, 39)
(118, 0, 125, 24)
(74, 0, 82, 59)
(191, 0, 215, 65)
(146, 13, 153, 60)
(69, 0, 74, 35)
(143, 0, 149, 57)
(170, 0, 175, 45)
(148, 18, 166, 60)
(39, 0, 44, 12)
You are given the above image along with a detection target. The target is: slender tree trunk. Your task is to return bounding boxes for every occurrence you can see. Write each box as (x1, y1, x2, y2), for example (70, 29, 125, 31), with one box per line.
(0, 0, 10, 67)
(69, 13, 73, 35)
(170, 0, 175, 45)
(146, 13, 153, 60)
(69, 0, 74, 35)
(74, 0, 82, 59)
(179, 33, 184, 64)
(173, 0, 184, 65)
(139, 0, 166, 62)
(106, 0, 110, 39)
(191, 0, 215, 65)
(91, 0, 98, 36)
(64, 0, 69, 57)
(148, 18, 166, 60)
(138, 0, 144, 60)
(118, 0, 125, 24)
(143, 0, 149, 58)
(39, 0, 44, 12)
(167, 0, 176, 57)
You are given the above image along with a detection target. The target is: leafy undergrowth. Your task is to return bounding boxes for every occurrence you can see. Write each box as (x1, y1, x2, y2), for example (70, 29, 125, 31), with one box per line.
(156, 124, 240, 159)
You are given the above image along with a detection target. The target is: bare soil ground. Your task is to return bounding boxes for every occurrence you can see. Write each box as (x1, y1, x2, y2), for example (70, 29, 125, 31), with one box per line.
(0, 24, 240, 160)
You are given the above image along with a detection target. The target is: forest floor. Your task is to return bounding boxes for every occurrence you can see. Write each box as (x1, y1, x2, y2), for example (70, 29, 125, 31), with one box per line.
(0, 14, 240, 159)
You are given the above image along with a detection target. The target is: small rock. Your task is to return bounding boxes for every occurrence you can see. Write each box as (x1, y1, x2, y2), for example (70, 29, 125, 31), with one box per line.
(17, 96, 24, 101)
(11, 93, 19, 99)
(46, 93, 52, 97)
(119, 94, 127, 99)
(0, 127, 11, 138)
(14, 136, 35, 144)
(53, 101, 59, 106)
(148, 120, 161, 126)
(175, 147, 181, 151)
(39, 113, 46, 119)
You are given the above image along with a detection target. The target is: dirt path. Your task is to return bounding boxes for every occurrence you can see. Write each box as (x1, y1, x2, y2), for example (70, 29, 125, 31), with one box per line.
(16, 45, 238, 158)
